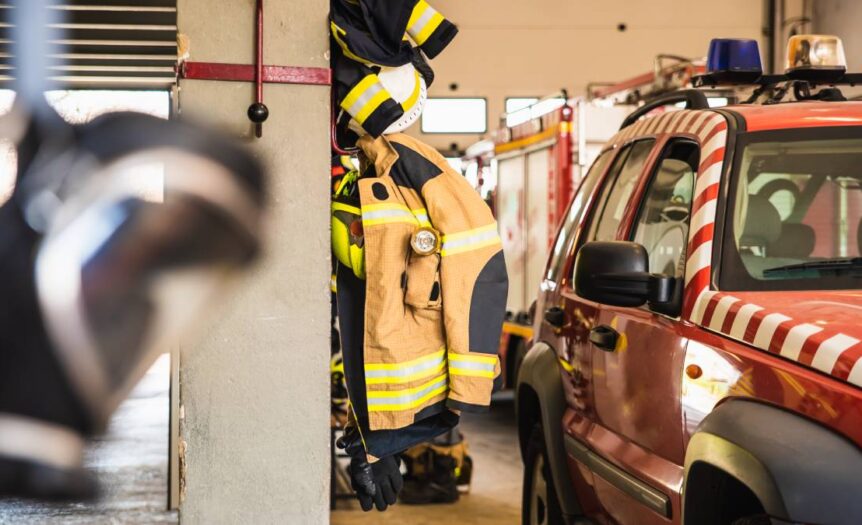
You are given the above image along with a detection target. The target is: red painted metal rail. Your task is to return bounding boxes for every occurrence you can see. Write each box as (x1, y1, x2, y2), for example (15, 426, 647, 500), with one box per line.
(179, 62, 331, 86)
(176, 0, 332, 138)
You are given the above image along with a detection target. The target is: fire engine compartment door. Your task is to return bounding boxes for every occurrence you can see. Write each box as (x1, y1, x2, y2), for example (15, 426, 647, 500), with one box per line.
(496, 155, 526, 314)
(526, 148, 551, 310)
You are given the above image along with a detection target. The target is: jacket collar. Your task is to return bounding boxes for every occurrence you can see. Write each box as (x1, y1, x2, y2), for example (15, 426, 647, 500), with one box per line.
(357, 134, 399, 177)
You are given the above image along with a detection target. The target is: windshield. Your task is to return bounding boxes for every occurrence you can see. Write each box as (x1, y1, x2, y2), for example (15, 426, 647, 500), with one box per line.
(720, 126, 862, 292)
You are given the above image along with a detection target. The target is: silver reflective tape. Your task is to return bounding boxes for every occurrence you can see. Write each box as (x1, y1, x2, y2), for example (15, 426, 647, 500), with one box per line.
(414, 213, 430, 224)
(409, 4, 437, 36)
(448, 359, 496, 372)
(442, 228, 499, 251)
(365, 355, 445, 379)
(367, 376, 448, 406)
(346, 80, 384, 119)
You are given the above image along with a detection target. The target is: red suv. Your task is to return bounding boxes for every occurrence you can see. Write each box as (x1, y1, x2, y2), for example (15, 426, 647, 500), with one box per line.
(516, 93, 862, 525)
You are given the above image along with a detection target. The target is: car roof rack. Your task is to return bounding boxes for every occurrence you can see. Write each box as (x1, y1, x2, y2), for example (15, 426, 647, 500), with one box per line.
(694, 72, 862, 89)
(619, 89, 709, 130)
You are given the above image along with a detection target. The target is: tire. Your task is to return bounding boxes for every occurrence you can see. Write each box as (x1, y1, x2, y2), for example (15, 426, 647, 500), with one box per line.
(510, 336, 528, 388)
(522, 424, 564, 525)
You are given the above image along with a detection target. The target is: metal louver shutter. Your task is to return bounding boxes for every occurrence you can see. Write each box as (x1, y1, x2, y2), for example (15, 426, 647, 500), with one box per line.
(1, 0, 177, 88)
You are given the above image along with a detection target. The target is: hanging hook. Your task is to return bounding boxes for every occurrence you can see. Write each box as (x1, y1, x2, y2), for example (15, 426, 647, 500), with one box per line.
(247, 0, 268, 138)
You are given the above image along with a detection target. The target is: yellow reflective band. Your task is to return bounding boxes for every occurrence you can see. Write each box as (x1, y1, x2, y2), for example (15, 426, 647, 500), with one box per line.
(558, 357, 574, 373)
(340, 74, 393, 125)
(362, 210, 416, 227)
(407, 1, 429, 32)
(448, 352, 498, 379)
(330, 275, 338, 293)
(365, 348, 446, 372)
(365, 349, 447, 384)
(449, 367, 495, 379)
(367, 374, 448, 411)
(414, 12, 444, 45)
(361, 203, 430, 227)
(401, 70, 421, 112)
(441, 224, 497, 242)
(407, 0, 444, 45)
(354, 88, 390, 124)
(363, 203, 411, 213)
(367, 373, 447, 398)
(411, 208, 432, 227)
(366, 360, 446, 385)
(341, 75, 379, 112)
(447, 351, 498, 365)
(440, 224, 501, 257)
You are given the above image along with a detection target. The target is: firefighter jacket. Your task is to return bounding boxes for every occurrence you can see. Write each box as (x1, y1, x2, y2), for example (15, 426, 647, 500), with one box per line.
(335, 133, 508, 460)
(331, 0, 457, 137)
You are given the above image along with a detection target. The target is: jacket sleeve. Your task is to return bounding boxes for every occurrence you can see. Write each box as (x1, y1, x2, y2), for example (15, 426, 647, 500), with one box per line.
(402, 0, 459, 58)
(330, 44, 406, 138)
(388, 136, 508, 412)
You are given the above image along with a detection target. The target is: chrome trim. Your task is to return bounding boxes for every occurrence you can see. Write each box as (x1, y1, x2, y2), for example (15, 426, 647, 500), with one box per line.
(564, 434, 671, 517)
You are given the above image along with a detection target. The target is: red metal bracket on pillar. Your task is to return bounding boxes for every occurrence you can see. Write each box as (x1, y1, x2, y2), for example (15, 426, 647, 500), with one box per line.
(177, 0, 332, 138)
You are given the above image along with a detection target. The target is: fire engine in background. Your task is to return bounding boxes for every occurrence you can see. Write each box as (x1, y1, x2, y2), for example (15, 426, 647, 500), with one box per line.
(464, 57, 739, 388)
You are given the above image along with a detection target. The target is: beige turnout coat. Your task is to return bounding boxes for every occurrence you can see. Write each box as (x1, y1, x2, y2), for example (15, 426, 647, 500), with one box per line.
(354, 132, 508, 431)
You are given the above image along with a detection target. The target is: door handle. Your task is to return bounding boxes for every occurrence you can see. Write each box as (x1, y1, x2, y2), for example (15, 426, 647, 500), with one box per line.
(544, 307, 565, 328)
(589, 325, 619, 351)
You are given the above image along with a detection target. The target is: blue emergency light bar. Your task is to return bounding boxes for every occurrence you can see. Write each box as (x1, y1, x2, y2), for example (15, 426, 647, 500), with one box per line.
(706, 38, 763, 82)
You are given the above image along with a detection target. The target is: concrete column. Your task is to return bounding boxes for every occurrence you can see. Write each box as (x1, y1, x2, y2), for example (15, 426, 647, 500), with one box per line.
(175, 1, 330, 523)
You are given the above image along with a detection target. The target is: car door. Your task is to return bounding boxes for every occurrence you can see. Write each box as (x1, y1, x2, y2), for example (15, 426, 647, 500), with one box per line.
(554, 140, 654, 420)
(589, 139, 700, 524)
(540, 148, 613, 412)
(554, 139, 657, 518)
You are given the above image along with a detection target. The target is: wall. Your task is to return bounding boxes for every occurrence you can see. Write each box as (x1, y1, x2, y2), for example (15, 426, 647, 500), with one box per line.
(175, 0, 330, 523)
(406, 0, 764, 151)
(814, 0, 862, 72)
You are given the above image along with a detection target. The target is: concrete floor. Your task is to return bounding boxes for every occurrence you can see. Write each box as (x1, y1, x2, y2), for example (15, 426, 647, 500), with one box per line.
(0, 359, 523, 525)
(331, 393, 523, 525)
(0, 355, 177, 525)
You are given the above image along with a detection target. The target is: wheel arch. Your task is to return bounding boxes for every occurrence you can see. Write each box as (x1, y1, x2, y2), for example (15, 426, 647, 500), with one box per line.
(683, 398, 862, 525)
(516, 341, 582, 518)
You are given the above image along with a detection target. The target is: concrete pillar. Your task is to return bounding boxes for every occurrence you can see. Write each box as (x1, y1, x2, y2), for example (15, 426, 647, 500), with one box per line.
(175, 1, 330, 523)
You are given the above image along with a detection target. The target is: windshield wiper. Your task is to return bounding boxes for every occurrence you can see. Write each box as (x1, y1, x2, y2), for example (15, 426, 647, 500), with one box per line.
(763, 257, 862, 276)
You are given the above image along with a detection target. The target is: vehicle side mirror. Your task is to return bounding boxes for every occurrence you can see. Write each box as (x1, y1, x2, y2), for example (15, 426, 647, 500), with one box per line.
(574, 241, 674, 307)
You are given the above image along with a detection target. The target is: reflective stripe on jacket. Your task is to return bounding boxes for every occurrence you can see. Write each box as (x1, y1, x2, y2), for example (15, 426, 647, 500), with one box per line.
(354, 133, 508, 431)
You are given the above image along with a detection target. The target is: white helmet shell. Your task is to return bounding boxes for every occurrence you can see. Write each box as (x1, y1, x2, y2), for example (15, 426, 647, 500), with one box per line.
(379, 63, 427, 134)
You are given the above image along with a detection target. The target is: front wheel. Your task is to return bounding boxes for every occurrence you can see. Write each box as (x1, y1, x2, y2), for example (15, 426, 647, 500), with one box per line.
(522, 424, 564, 525)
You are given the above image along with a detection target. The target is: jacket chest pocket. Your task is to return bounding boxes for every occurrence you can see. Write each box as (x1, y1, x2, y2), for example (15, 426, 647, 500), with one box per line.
(403, 252, 441, 310)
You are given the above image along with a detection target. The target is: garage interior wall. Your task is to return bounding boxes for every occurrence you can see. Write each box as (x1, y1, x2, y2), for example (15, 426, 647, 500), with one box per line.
(175, 1, 330, 523)
(405, 0, 764, 152)
(814, 0, 862, 73)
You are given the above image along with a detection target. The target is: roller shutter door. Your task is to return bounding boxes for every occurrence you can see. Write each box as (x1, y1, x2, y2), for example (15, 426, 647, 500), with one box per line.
(0, 0, 177, 88)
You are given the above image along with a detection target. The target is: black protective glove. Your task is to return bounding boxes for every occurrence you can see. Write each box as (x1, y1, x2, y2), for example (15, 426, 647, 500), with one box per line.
(337, 430, 404, 511)
(349, 453, 403, 512)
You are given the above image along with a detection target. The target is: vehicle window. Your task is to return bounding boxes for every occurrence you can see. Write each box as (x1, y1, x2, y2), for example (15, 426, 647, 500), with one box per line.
(545, 150, 612, 283)
(631, 140, 699, 278)
(721, 127, 862, 291)
(591, 140, 656, 241)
